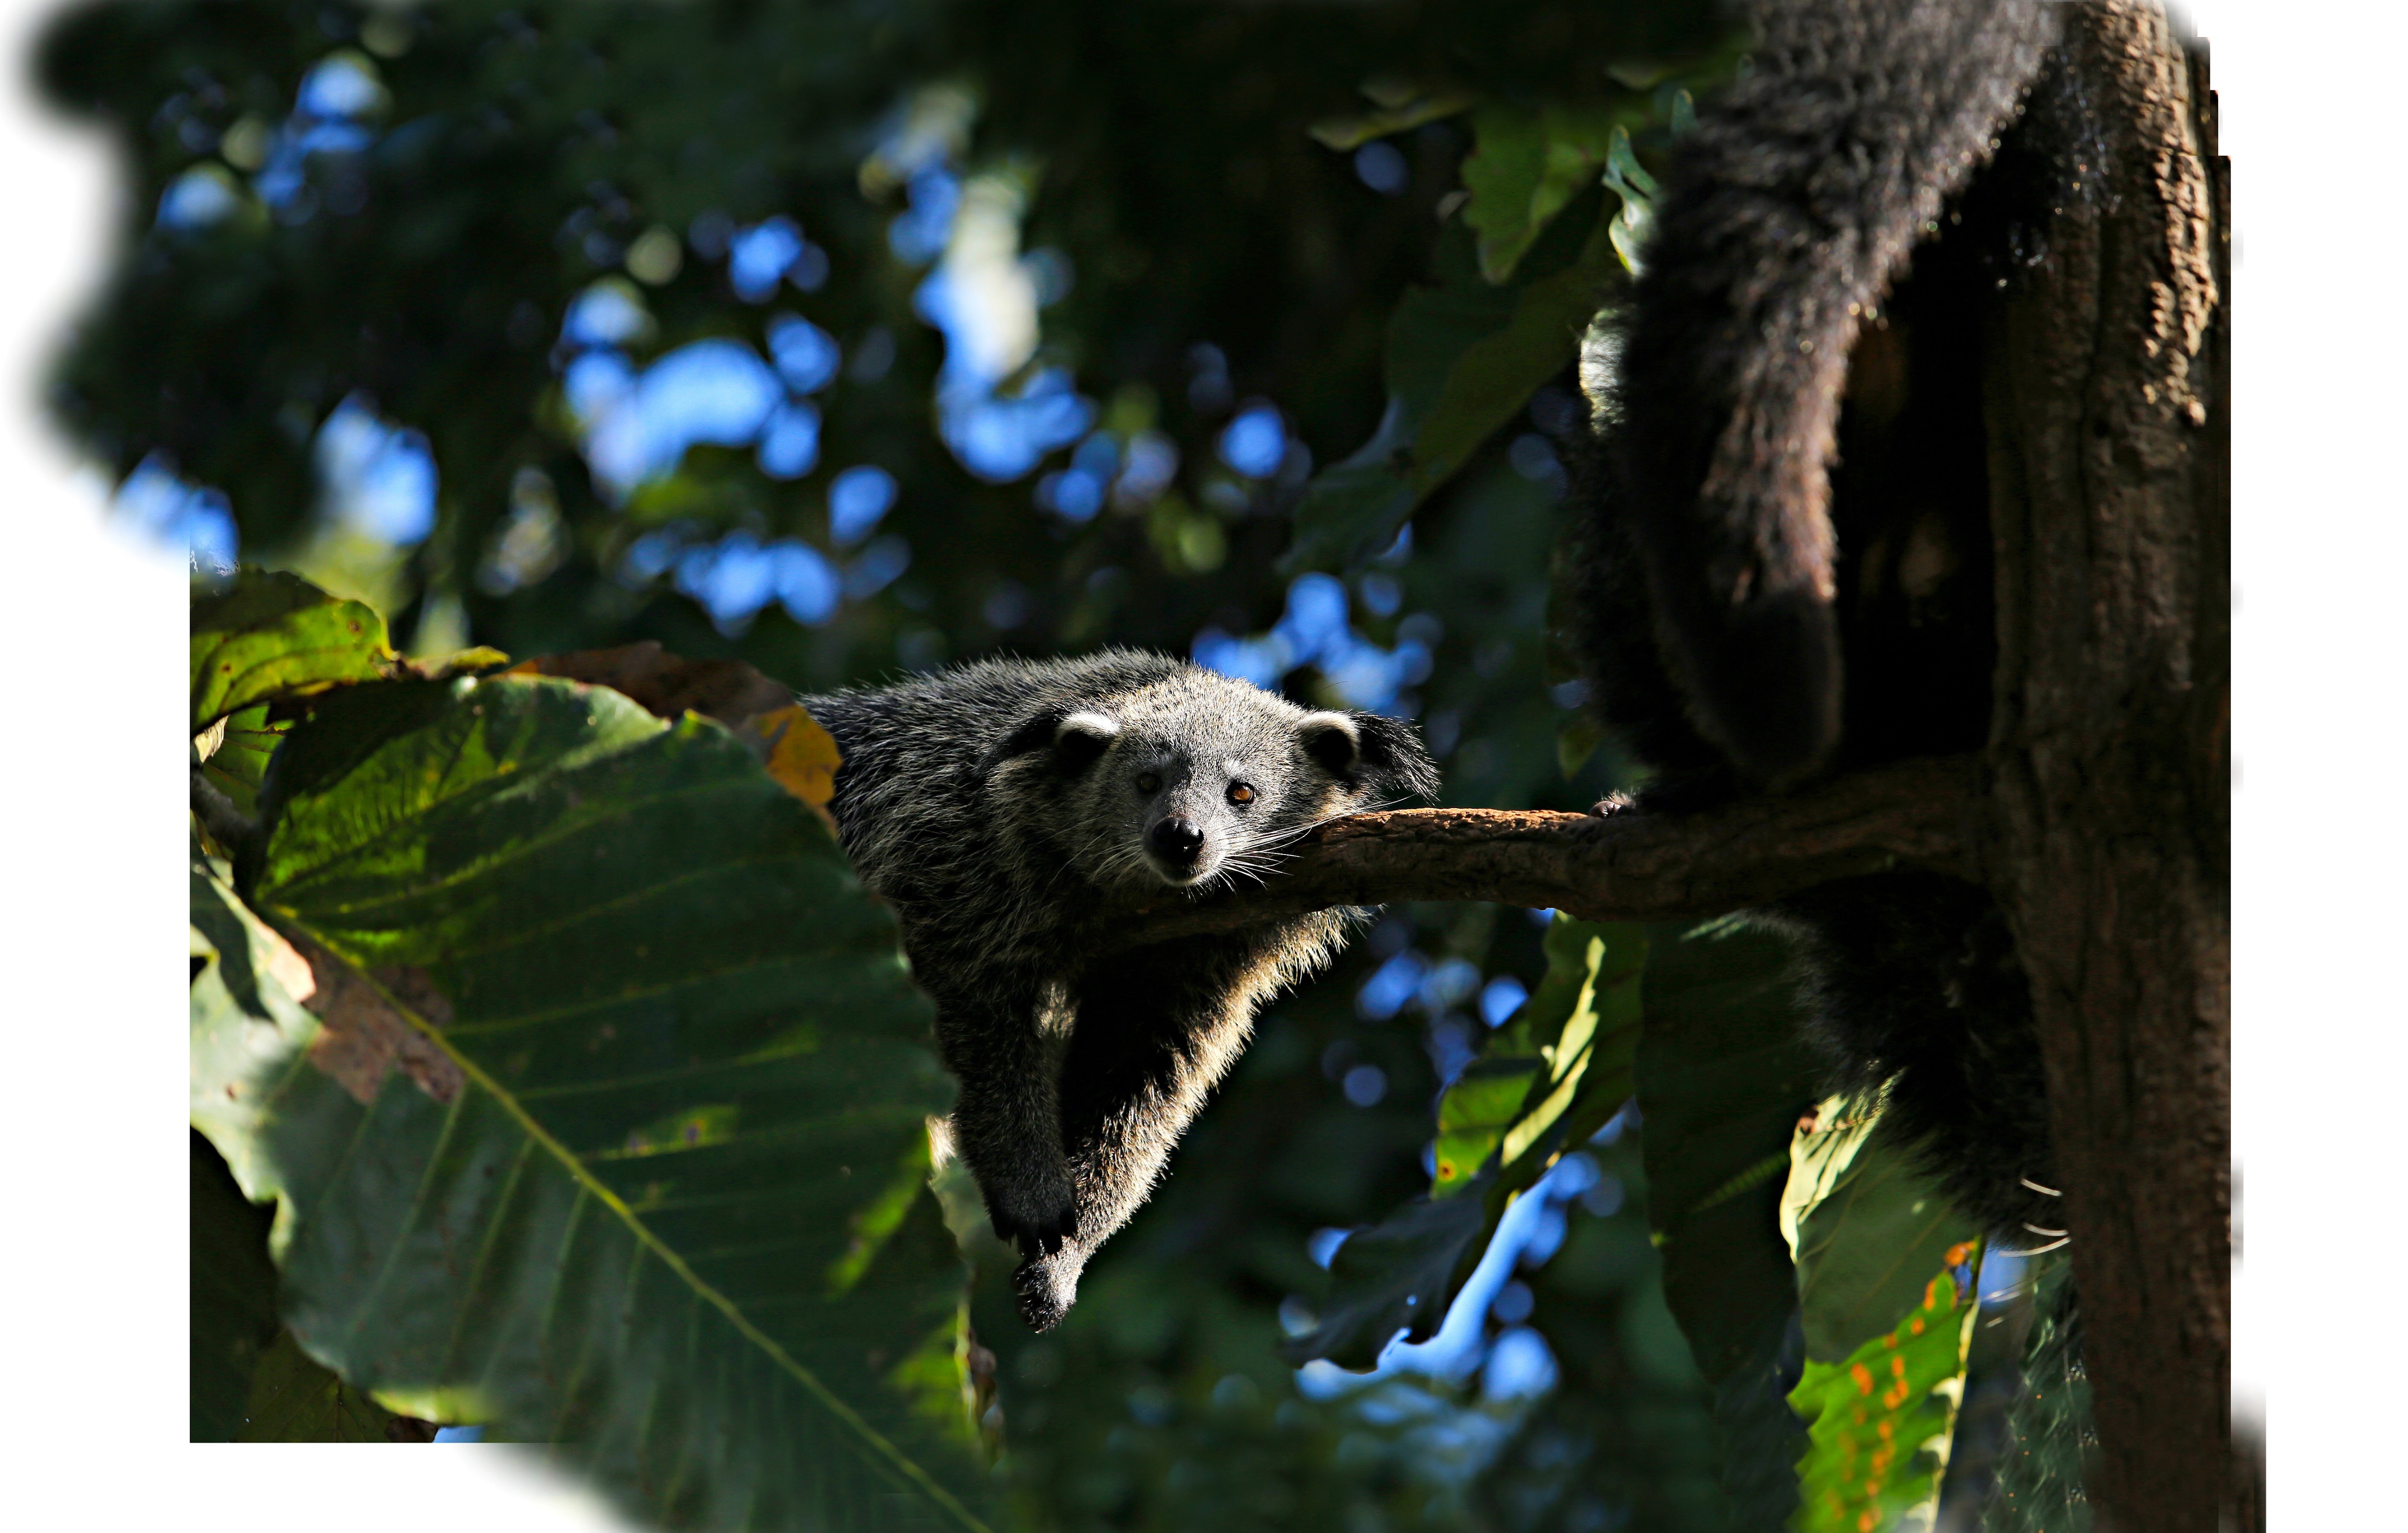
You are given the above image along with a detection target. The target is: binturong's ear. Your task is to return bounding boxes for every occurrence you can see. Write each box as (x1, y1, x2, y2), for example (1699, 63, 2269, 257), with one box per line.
(982, 707, 1122, 776)
(1049, 711, 1120, 772)
(1299, 711, 1440, 802)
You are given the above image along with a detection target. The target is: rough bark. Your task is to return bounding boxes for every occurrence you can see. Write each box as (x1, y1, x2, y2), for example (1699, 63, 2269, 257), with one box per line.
(1983, 7, 2233, 1530)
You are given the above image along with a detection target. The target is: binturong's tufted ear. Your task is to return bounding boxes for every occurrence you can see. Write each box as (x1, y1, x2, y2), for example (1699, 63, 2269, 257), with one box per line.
(1299, 711, 1439, 802)
(981, 707, 1121, 776)
(1050, 711, 1120, 771)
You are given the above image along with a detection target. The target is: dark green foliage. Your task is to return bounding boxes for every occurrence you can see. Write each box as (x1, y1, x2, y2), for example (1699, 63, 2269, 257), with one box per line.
(1636, 921, 1816, 1385)
(1289, 915, 1644, 1370)
(188, 1128, 279, 1441)
(1634, 921, 1818, 1522)
(47, 0, 1722, 764)
(1470, 1137, 1737, 1533)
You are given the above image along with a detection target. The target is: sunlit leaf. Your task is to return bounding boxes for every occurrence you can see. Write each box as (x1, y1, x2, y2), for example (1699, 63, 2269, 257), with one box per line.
(1307, 89, 1477, 152)
(1291, 916, 1645, 1369)
(1788, 1249, 1981, 1533)
(193, 674, 991, 1530)
(1785, 1098, 1982, 1366)
(190, 568, 394, 733)
(196, 702, 280, 820)
(1460, 103, 1635, 283)
(1432, 916, 1645, 1196)
(751, 703, 844, 816)
(1600, 124, 1661, 274)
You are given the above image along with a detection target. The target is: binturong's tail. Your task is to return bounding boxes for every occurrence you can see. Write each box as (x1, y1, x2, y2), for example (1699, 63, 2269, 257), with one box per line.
(1594, 0, 2056, 784)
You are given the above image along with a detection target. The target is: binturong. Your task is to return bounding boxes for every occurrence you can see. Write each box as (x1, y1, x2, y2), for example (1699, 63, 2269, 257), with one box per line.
(801, 651, 1438, 1330)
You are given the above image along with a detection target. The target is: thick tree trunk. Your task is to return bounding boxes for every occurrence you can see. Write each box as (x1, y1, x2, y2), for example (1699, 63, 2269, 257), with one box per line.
(1982, 6, 2233, 1529)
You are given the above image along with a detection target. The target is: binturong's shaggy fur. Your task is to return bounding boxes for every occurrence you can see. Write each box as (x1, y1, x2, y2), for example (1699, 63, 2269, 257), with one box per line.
(1561, 0, 2094, 1248)
(802, 652, 1437, 1330)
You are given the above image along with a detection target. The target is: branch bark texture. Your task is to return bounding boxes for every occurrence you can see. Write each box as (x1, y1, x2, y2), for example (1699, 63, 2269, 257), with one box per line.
(1116, 756, 1981, 946)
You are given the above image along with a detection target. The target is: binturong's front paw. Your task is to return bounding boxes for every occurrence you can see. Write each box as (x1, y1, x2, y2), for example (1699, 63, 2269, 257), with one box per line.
(1011, 1244, 1087, 1333)
(983, 1171, 1079, 1259)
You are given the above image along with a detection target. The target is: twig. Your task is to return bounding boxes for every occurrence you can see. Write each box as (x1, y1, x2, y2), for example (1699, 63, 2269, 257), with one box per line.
(191, 764, 258, 853)
(1112, 755, 1984, 948)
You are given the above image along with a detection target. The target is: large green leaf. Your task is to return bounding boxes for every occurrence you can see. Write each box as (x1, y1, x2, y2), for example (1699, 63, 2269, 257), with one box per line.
(191, 673, 991, 1530)
(1636, 919, 1817, 1386)
(1432, 917, 1646, 1196)
(1635, 919, 1817, 1526)
(1785, 1099, 1982, 1367)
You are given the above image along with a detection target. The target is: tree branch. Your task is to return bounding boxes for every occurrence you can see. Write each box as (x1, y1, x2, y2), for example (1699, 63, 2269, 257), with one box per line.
(1115, 755, 1983, 948)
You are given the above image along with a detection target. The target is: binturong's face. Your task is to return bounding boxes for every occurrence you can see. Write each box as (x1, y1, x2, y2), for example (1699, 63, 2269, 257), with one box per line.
(1034, 669, 1440, 897)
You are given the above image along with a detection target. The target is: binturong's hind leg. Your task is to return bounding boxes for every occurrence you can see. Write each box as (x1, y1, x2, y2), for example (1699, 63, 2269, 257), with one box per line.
(1008, 934, 1287, 1332)
(932, 989, 1079, 1261)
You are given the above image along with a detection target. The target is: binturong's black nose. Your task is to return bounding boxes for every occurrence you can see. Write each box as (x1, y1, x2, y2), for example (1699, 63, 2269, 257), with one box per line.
(1148, 816, 1205, 864)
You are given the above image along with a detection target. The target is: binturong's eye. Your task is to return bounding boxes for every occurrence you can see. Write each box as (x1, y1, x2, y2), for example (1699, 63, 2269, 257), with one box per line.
(1135, 772, 1162, 795)
(1227, 782, 1255, 806)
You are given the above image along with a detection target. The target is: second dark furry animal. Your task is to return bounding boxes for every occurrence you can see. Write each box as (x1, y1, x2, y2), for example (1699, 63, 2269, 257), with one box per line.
(804, 652, 1436, 1330)
(1564, 0, 2095, 1245)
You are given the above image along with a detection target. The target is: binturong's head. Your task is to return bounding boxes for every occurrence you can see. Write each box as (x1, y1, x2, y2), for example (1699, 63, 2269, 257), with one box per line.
(989, 663, 1439, 897)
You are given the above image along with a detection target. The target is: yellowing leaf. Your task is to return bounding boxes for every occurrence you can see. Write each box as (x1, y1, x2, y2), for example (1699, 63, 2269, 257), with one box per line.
(751, 703, 845, 820)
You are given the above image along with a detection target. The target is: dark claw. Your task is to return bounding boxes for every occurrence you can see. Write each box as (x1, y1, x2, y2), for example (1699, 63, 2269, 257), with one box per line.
(995, 1200, 1078, 1259)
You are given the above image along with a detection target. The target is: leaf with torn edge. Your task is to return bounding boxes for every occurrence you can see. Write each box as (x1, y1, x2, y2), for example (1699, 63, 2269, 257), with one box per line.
(194, 673, 991, 1530)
